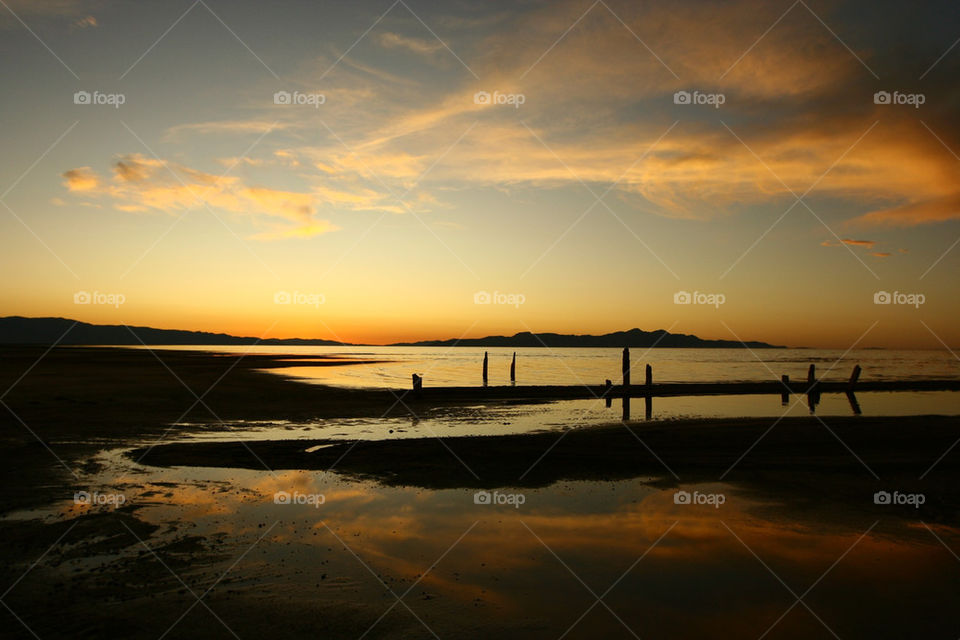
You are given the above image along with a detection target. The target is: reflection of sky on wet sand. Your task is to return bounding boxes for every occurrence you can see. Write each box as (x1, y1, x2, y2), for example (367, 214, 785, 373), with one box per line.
(24, 449, 960, 639)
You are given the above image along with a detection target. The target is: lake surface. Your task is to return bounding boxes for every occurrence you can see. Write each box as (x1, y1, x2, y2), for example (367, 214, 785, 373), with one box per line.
(133, 346, 960, 390)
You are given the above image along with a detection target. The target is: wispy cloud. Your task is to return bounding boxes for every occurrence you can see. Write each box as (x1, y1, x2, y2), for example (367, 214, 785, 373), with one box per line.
(165, 120, 292, 139)
(66, 0, 960, 230)
(378, 32, 443, 55)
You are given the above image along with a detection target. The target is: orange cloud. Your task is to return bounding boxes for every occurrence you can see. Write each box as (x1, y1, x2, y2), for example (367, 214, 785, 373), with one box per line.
(62, 167, 99, 192)
(851, 193, 960, 227)
(61, 154, 337, 240)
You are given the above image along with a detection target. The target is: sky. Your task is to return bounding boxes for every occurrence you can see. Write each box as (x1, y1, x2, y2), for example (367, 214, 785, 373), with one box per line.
(0, 0, 958, 348)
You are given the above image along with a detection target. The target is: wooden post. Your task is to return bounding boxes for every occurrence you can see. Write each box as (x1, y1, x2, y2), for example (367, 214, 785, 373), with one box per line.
(622, 348, 630, 390)
(808, 379, 821, 413)
(780, 374, 790, 405)
(411, 374, 422, 392)
(604, 379, 612, 408)
(645, 395, 652, 420)
(482, 352, 488, 385)
(807, 364, 816, 386)
(846, 390, 862, 415)
(645, 364, 652, 387)
(510, 352, 516, 382)
(848, 365, 861, 390)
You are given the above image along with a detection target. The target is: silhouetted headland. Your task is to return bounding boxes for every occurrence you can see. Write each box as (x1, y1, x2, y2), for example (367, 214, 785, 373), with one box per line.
(0, 317, 784, 348)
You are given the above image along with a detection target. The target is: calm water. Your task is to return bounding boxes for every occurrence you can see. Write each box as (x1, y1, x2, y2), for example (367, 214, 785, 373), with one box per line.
(9, 446, 959, 639)
(136, 346, 960, 389)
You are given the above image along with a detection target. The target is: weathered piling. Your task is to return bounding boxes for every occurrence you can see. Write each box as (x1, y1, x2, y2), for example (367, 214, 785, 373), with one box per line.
(846, 390, 862, 415)
(510, 352, 516, 382)
(645, 364, 652, 387)
(781, 374, 790, 405)
(622, 348, 630, 388)
(848, 365, 862, 390)
(411, 374, 423, 392)
(482, 352, 488, 385)
(807, 364, 816, 387)
(604, 379, 612, 408)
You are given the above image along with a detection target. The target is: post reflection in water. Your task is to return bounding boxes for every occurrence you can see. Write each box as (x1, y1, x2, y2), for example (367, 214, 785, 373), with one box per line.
(618, 392, 868, 422)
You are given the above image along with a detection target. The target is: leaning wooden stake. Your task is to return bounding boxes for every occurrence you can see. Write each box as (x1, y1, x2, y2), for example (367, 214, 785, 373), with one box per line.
(510, 352, 516, 382)
(482, 352, 488, 385)
(807, 364, 816, 386)
(848, 364, 861, 390)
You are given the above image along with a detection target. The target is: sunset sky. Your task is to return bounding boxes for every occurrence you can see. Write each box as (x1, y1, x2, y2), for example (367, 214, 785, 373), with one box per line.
(1, 0, 958, 347)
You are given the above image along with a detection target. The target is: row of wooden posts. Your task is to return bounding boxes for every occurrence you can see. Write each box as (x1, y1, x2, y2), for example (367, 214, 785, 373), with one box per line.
(412, 352, 519, 390)
(411, 347, 864, 394)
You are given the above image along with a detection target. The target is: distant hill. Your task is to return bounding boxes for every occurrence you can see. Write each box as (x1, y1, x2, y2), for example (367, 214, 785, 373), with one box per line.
(391, 328, 784, 349)
(0, 317, 349, 346)
(0, 317, 784, 348)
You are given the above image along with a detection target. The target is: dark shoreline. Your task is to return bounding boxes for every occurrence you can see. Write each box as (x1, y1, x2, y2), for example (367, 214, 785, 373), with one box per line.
(130, 415, 960, 488)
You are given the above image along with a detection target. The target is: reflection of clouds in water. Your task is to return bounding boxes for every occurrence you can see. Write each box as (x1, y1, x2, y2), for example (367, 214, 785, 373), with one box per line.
(37, 452, 960, 636)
